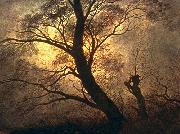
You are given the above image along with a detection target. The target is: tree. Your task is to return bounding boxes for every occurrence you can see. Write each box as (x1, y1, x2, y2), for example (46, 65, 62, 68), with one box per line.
(123, 22, 180, 120)
(1, 0, 143, 132)
(124, 46, 148, 120)
(124, 75, 148, 120)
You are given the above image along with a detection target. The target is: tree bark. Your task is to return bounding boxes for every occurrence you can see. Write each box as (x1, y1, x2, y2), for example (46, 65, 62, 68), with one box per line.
(71, 0, 126, 132)
(75, 60, 126, 131)
(133, 86, 148, 120)
(124, 75, 148, 120)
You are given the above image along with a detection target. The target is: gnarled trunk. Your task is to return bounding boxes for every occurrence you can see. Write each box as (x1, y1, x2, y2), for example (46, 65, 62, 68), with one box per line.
(133, 86, 148, 120)
(74, 55, 125, 132)
(124, 75, 148, 120)
(71, 0, 126, 132)
(76, 59, 125, 125)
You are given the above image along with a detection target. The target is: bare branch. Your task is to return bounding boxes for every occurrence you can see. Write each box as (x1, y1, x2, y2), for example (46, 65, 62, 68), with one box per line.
(1, 38, 73, 56)
(84, 0, 96, 20)
(151, 76, 180, 106)
(2, 78, 99, 110)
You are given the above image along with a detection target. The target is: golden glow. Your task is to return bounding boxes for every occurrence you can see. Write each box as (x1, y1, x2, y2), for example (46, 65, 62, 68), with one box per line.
(25, 15, 150, 71)
(46, 26, 59, 39)
(27, 43, 60, 68)
(27, 26, 63, 68)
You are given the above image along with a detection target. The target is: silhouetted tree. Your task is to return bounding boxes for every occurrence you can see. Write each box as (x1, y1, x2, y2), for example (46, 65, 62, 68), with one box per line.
(123, 43, 149, 120)
(0, 0, 143, 132)
(124, 74, 148, 120)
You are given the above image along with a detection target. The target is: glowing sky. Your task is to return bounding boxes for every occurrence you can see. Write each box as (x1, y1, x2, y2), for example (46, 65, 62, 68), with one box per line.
(0, 0, 180, 68)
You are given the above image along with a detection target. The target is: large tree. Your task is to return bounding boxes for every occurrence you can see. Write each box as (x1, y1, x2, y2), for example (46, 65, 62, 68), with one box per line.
(1, 0, 142, 132)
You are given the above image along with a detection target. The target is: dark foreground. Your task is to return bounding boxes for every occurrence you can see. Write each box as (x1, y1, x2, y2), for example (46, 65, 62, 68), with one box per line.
(9, 122, 118, 134)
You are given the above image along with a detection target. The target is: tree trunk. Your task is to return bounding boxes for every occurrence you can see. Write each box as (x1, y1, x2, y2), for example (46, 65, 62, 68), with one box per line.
(124, 75, 148, 120)
(133, 86, 148, 120)
(71, 1, 126, 132)
(73, 22, 125, 133)
(74, 56, 126, 132)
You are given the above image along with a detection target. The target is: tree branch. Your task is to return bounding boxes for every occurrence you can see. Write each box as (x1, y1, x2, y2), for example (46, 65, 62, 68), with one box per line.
(0, 38, 73, 56)
(3, 78, 99, 110)
(84, 0, 96, 20)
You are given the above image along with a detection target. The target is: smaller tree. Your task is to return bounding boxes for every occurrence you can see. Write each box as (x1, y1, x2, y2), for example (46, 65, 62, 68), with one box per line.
(124, 74, 148, 120)
(123, 41, 150, 120)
